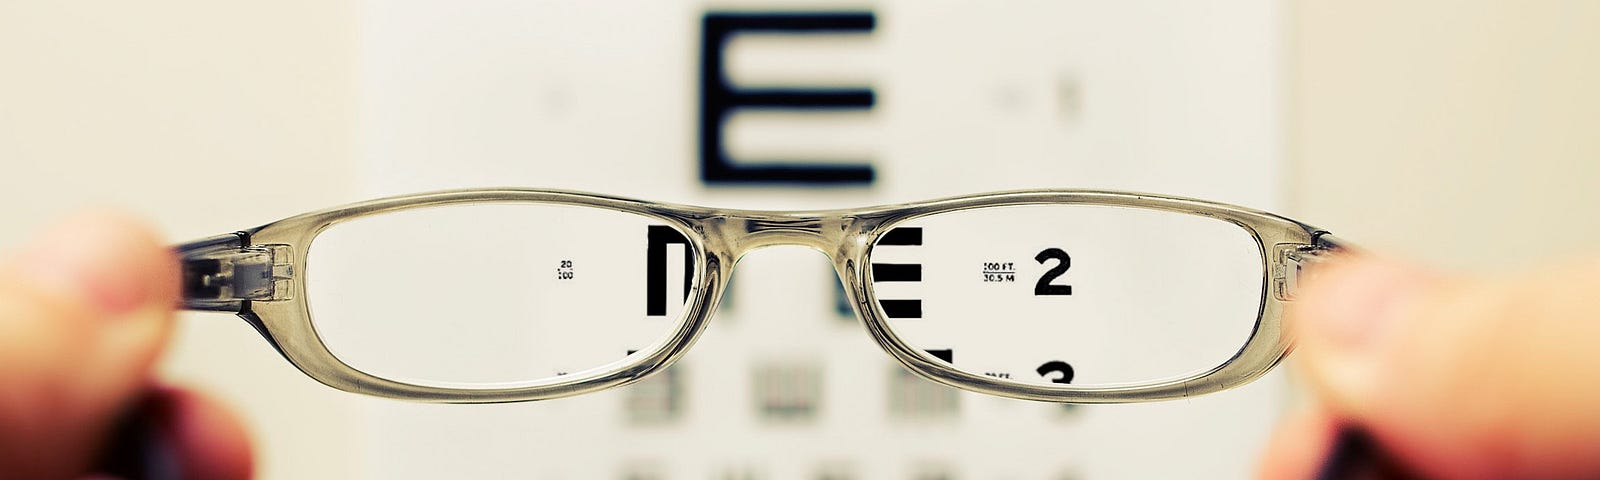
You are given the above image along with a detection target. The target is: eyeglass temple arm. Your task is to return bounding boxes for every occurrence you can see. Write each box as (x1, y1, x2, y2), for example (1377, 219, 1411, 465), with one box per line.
(1274, 230, 1349, 301)
(1313, 231, 1348, 252)
(174, 232, 292, 313)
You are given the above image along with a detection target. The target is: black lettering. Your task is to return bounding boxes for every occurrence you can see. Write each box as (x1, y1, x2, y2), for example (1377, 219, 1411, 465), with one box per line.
(1036, 361, 1074, 384)
(647, 225, 694, 316)
(1034, 248, 1073, 296)
(700, 12, 876, 184)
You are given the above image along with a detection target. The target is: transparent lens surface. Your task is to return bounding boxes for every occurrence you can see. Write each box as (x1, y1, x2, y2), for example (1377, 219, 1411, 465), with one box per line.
(868, 204, 1264, 388)
(305, 203, 696, 389)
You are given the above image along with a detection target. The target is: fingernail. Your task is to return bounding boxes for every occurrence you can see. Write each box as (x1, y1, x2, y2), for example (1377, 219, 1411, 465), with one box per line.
(14, 213, 161, 315)
(1296, 260, 1430, 352)
(1292, 258, 1438, 410)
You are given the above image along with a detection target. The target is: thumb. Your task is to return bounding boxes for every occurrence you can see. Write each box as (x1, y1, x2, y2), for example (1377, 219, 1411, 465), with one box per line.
(0, 211, 178, 479)
(1288, 256, 1600, 479)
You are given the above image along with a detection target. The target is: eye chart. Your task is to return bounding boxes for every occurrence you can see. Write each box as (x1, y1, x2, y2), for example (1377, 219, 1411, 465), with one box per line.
(353, 1, 1285, 478)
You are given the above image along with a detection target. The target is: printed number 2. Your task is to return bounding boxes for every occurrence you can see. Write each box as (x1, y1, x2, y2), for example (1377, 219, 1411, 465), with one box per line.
(1034, 248, 1072, 296)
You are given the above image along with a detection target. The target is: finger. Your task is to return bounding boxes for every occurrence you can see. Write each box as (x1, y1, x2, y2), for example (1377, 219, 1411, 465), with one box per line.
(0, 211, 178, 479)
(1256, 405, 1341, 480)
(1257, 406, 1417, 480)
(1291, 256, 1600, 479)
(160, 387, 254, 480)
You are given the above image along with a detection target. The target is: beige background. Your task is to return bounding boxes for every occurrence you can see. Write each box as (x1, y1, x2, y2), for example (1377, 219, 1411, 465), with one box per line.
(1291, 1, 1600, 269)
(2, 1, 1597, 478)
(0, 2, 360, 478)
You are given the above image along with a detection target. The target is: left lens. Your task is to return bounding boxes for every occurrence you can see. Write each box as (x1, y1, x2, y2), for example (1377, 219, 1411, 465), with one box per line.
(303, 202, 698, 389)
(867, 204, 1265, 388)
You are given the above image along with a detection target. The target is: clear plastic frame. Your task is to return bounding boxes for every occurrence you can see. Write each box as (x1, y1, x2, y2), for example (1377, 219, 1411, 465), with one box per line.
(176, 189, 1342, 404)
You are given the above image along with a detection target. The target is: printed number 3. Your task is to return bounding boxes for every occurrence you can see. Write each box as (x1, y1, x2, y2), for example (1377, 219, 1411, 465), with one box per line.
(1034, 248, 1072, 296)
(1037, 360, 1074, 384)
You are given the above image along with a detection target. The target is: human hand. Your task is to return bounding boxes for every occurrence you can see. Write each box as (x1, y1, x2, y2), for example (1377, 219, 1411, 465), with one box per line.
(1258, 256, 1600, 479)
(0, 212, 252, 480)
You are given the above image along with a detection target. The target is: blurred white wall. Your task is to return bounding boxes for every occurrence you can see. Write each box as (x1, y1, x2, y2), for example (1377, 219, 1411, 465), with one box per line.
(2, 1, 1598, 479)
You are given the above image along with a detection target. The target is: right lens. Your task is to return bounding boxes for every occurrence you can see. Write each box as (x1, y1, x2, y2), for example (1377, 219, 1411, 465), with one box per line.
(867, 204, 1265, 389)
(303, 202, 698, 389)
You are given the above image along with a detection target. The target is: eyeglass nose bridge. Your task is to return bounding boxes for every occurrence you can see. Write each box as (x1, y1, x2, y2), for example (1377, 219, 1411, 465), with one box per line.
(700, 211, 869, 260)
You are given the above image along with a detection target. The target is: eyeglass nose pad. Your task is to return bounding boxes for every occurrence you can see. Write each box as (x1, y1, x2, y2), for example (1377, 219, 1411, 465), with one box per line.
(839, 261, 888, 328)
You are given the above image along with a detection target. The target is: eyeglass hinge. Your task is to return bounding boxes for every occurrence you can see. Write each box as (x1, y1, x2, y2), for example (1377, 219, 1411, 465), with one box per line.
(1274, 237, 1339, 301)
(177, 233, 294, 311)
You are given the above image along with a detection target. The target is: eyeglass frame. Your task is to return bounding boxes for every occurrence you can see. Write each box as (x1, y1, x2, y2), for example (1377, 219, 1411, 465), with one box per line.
(176, 188, 1342, 404)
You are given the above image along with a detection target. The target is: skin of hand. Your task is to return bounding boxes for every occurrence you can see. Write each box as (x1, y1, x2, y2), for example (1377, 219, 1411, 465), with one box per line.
(0, 212, 252, 480)
(1258, 256, 1600, 479)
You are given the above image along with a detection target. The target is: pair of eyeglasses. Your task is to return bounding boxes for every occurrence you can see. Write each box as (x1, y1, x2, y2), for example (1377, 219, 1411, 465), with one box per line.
(176, 188, 1341, 404)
